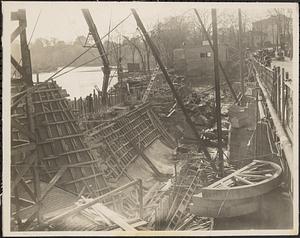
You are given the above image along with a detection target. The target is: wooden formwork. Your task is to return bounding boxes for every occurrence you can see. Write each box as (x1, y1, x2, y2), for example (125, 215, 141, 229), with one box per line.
(11, 80, 112, 230)
(87, 103, 176, 182)
(32, 81, 110, 197)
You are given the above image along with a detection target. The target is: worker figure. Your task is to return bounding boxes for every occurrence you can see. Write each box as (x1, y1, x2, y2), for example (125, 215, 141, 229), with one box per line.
(86, 93, 93, 113)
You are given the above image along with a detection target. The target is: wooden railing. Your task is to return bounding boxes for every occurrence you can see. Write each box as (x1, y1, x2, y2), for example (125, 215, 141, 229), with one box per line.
(252, 59, 293, 143)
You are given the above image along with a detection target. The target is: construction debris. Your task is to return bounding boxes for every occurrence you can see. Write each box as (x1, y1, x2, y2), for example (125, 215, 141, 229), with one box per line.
(9, 6, 292, 233)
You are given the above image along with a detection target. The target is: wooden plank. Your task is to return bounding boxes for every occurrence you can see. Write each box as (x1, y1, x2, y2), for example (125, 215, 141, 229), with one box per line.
(11, 25, 25, 43)
(143, 182, 160, 205)
(93, 203, 137, 231)
(11, 118, 36, 141)
(11, 142, 36, 156)
(12, 153, 36, 190)
(11, 197, 35, 207)
(46, 180, 141, 223)
(129, 140, 163, 177)
(110, 220, 148, 231)
(37, 133, 83, 144)
(206, 161, 257, 188)
(40, 167, 67, 201)
(11, 56, 24, 75)
(233, 175, 253, 185)
(90, 204, 113, 226)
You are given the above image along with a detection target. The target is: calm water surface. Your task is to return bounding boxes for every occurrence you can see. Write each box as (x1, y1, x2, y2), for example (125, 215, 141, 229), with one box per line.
(37, 66, 118, 99)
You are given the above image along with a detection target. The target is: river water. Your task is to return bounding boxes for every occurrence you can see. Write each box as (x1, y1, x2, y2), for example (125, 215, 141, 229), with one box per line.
(37, 66, 118, 99)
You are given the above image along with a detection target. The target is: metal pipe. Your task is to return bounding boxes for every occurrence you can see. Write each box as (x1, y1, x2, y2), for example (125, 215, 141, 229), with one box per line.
(194, 9, 239, 103)
(131, 9, 215, 167)
(212, 9, 224, 177)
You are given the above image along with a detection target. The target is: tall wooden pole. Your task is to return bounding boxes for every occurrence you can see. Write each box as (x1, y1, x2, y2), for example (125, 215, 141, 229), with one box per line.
(11, 9, 42, 226)
(238, 9, 245, 99)
(194, 9, 239, 104)
(82, 9, 111, 106)
(212, 9, 224, 177)
(131, 9, 216, 169)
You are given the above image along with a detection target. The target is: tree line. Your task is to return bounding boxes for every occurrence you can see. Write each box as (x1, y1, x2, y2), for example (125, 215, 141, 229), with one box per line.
(12, 10, 289, 74)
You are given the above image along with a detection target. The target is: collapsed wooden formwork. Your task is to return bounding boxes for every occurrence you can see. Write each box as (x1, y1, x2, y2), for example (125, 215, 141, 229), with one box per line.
(32, 81, 110, 197)
(86, 102, 177, 182)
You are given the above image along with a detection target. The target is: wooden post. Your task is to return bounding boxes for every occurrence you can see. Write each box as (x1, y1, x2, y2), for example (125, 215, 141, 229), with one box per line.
(79, 97, 82, 115)
(82, 9, 110, 106)
(193, 9, 239, 103)
(272, 66, 277, 106)
(284, 72, 289, 127)
(255, 90, 259, 156)
(276, 67, 281, 118)
(93, 89, 96, 113)
(74, 97, 77, 111)
(13, 173, 23, 229)
(95, 94, 98, 113)
(256, 69, 293, 176)
(238, 9, 245, 100)
(131, 8, 215, 168)
(36, 73, 39, 83)
(281, 68, 285, 124)
(212, 8, 224, 177)
(138, 179, 143, 219)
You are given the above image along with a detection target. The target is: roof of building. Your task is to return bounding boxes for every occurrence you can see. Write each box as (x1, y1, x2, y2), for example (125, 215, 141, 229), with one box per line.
(252, 14, 292, 26)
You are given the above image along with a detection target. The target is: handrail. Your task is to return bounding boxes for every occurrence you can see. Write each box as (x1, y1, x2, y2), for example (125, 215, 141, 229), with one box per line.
(252, 60, 293, 177)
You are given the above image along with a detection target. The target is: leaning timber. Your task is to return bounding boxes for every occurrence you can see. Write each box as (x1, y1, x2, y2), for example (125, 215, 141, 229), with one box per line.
(9, 6, 294, 233)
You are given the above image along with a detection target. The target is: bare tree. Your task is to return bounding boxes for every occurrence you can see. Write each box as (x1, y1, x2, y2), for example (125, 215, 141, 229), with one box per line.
(123, 35, 146, 71)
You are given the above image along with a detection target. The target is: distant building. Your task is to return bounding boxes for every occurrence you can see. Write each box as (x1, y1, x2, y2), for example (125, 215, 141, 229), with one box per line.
(251, 14, 292, 49)
(173, 44, 234, 85)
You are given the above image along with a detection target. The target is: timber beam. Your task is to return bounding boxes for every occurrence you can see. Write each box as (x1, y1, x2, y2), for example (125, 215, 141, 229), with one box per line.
(131, 9, 216, 170)
(194, 9, 239, 103)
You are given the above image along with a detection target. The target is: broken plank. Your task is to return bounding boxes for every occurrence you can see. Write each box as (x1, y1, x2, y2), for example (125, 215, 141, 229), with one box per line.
(129, 140, 163, 178)
(110, 220, 148, 231)
(143, 182, 161, 205)
(93, 203, 137, 231)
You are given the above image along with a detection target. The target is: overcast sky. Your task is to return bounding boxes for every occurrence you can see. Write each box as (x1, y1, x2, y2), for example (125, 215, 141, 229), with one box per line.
(3, 1, 297, 43)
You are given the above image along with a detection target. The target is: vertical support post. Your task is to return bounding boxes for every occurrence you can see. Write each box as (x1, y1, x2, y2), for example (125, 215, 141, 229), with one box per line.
(79, 97, 84, 115)
(36, 73, 39, 84)
(238, 9, 245, 101)
(281, 68, 285, 124)
(12, 9, 42, 226)
(272, 66, 277, 106)
(284, 72, 289, 128)
(174, 162, 177, 182)
(93, 89, 96, 113)
(212, 9, 224, 177)
(131, 9, 215, 168)
(18, 9, 33, 87)
(255, 89, 259, 157)
(81, 9, 110, 106)
(74, 97, 77, 111)
(12, 172, 22, 229)
(193, 9, 239, 103)
(276, 67, 281, 118)
(138, 179, 143, 219)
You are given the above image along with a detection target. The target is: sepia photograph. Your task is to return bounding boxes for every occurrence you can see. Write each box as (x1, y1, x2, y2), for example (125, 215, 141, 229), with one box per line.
(2, 1, 299, 236)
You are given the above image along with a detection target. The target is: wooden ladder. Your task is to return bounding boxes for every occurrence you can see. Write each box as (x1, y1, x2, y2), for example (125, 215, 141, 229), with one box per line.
(166, 169, 200, 230)
(142, 71, 159, 103)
